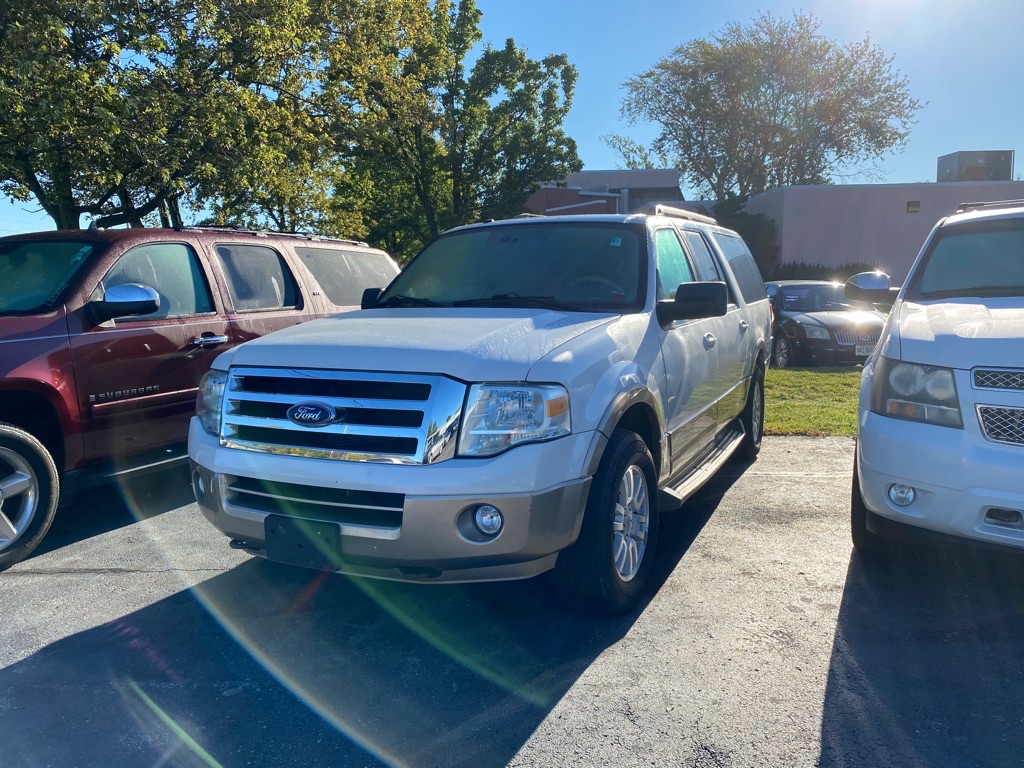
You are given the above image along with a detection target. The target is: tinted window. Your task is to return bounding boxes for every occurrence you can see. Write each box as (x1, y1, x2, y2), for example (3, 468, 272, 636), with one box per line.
(103, 243, 213, 319)
(655, 229, 694, 300)
(0, 240, 95, 314)
(712, 232, 766, 304)
(679, 230, 723, 282)
(215, 244, 299, 311)
(295, 247, 398, 306)
(380, 222, 645, 311)
(908, 218, 1024, 299)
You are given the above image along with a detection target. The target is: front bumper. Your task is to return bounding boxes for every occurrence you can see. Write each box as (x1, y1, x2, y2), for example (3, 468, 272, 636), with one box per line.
(189, 418, 598, 582)
(857, 408, 1024, 551)
(796, 337, 873, 366)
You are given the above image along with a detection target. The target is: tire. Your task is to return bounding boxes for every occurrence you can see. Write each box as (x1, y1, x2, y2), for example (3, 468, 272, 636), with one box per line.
(772, 334, 793, 369)
(551, 429, 659, 615)
(739, 361, 765, 460)
(0, 423, 60, 572)
(851, 455, 890, 558)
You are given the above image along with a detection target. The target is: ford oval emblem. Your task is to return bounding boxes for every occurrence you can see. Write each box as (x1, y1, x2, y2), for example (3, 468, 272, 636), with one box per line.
(286, 401, 336, 428)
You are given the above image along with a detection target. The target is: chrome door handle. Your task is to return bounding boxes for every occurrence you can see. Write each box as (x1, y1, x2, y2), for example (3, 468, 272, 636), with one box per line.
(739, 320, 749, 333)
(192, 334, 229, 347)
(703, 333, 716, 350)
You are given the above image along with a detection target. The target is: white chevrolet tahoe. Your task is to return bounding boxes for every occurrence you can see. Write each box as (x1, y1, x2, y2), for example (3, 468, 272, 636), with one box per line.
(188, 206, 771, 613)
(848, 199, 1024, 557)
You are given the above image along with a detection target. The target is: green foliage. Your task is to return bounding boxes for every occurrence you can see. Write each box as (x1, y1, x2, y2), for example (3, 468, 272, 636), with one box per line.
(765, 261, 882, 282)
(335, 0, 582, 260)
(764, 366, 861, 437)
(617, 12, 924, 201)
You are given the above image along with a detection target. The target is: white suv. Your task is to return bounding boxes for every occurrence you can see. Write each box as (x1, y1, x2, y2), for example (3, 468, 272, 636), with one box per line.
(188, 206, 771, 613)
(848, 199, 1024, 555)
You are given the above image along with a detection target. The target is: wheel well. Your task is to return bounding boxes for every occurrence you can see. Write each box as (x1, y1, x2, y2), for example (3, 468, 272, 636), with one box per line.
(0, 391, 64, 470)
(615, 403, 661, 471)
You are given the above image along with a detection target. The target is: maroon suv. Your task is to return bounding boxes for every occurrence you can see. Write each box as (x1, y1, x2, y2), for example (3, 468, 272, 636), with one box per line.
(0, 227, 399, 570)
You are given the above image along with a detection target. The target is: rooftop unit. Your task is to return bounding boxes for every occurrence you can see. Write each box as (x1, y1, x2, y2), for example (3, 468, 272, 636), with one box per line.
(937, 151, 1015, 183)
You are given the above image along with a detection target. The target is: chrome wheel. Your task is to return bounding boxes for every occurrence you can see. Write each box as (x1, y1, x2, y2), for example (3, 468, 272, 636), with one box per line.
(774, 335, 791, 368)
(0, 447, 39, 551)
(612, 463, 650, 582)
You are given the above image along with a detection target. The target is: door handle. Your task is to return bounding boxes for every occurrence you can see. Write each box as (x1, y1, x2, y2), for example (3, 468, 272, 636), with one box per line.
(192, 334, 229, 348)
(739, 320, 749, 333)
(703, 333, 716, 350)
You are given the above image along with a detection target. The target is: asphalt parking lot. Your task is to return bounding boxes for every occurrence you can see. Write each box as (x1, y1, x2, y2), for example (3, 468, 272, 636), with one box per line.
(3, 436, 1023, 768)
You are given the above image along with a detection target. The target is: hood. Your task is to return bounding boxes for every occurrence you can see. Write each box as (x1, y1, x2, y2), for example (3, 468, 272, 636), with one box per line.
(892, 298, 1024, 369)
(228, 308, 617, 382)
(789, 309, 885, 331)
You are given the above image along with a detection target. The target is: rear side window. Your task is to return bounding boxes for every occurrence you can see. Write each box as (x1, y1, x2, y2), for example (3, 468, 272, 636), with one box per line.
(103, 242, 213, 319)
(679, 230, 723, 282)
(295, 246, 398, 306)
(215, 244, 299, 312)
(711, 232, 766, 304)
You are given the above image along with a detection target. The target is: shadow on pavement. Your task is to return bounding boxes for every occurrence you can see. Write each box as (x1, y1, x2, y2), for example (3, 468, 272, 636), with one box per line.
(34, 463, 195, 557)
(2, 468, 738, 768)
(819, 541, 1024, 766)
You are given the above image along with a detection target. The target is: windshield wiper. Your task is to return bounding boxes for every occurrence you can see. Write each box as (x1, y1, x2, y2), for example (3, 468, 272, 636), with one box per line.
(453, 293, 581, 311)
(376, 294, 448, 308)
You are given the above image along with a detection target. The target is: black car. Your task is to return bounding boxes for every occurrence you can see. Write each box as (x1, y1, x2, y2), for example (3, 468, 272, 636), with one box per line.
(765, 280, 887, 368)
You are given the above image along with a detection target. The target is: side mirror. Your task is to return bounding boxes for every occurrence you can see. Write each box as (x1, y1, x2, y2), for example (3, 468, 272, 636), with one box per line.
(87, 283, 160, 324)
(656, 281, 728, 326)
(845, 271, 899, 305)
(361, 287, 382, 309)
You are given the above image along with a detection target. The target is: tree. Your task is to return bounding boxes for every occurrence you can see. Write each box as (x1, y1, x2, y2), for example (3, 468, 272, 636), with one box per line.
(614, 12, 924, 200)
(0, 0, 332, 230)
(332, 0, 582, 259)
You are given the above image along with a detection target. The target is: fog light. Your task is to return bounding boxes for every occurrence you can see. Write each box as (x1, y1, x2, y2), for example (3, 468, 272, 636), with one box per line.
(888, 484, 916, 507)
(474, 505, 503, 536)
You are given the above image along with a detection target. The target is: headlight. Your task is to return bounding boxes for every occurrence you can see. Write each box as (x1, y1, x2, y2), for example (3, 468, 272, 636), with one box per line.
(870, 357, 962, 428)
(802, 324, 830, 340)
(458, 384, 571, 457)
(196, 369, 228, 436)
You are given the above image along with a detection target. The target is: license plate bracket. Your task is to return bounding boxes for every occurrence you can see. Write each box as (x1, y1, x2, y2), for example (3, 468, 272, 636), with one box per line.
(855, 343, 874, 357)
(265, 515, 342, 571)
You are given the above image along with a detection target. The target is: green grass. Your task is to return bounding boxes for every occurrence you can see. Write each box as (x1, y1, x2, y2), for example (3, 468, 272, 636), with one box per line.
(764, 366, 862, 437)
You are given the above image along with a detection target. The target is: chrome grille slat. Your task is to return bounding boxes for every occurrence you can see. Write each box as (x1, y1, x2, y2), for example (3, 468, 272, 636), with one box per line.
(221, 367, 466, 464)
(977, 405, 1024, 446)
(835, 329, 881, 346)
(974, 368, 1024, 391)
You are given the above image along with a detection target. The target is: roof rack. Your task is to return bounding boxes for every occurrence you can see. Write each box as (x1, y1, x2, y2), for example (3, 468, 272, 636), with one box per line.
(176, 225, 369, 247)
(632, 203, 717, 225)
(956, 199, 1024, 213)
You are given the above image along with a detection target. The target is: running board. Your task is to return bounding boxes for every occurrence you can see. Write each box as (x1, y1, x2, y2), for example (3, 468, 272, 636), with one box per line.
(658, 425, 745, 510)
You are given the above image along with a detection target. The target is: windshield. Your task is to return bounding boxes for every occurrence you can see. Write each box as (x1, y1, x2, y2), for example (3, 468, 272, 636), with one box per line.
(0, 240, 96, 314)
(907, 218, 1024, 300)
(778, 283, 872, 312)
(377, 222, 646, 311)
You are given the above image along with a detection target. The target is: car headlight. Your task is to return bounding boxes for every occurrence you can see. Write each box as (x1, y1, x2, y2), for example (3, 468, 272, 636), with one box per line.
(802, 324, 830, 340)
(197, 369, 228, 436)
(870, 356, 962, 428)
(458, 384, 571, 457)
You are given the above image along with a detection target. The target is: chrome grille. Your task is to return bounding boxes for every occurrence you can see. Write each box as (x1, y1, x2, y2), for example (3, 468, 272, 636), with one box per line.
(835, 329, 881, 346)
(974, 369, 1024, 391)
(225, 476, 404, 528)
(977, 406, 1024, 446)
(221, 367, 467, 463)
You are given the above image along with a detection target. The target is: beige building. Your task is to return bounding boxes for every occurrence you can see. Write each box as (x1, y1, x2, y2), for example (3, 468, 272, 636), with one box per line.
(736, 181, 1024, 282)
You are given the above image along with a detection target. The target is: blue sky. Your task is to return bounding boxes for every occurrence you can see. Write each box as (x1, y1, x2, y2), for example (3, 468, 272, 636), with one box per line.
(4, 0, 1021, 234)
